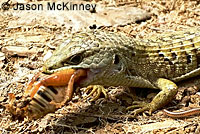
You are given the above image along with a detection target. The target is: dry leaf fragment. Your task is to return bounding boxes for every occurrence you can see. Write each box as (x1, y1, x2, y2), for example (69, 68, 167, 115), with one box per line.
(2, 46, 43, 57)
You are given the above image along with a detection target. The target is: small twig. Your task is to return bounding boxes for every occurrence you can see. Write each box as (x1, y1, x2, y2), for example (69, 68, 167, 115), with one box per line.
(54, 112, 136, 120)
(53, 123, 88, 131)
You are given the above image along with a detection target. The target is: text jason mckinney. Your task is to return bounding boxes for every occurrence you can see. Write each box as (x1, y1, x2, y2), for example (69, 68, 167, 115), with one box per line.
(13, 2, 97, 11)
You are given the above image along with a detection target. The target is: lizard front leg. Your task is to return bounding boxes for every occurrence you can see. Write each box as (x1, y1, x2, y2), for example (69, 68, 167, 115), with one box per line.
(127, 78, 178, 116)
(83, 85, 108, 101)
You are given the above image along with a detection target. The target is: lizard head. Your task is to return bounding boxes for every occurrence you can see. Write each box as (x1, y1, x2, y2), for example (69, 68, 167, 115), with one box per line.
(43, 31, 129, 87)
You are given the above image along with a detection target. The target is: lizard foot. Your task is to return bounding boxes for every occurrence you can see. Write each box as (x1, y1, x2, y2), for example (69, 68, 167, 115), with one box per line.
(126, 101, 152, 117)
(83, 85, 108, 101)
(126, 78, 178, 117)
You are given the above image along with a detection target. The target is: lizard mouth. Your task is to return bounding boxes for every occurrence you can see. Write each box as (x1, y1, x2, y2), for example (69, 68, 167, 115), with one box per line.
(42, 66, 101, 87)
(77, 68, 102, 87)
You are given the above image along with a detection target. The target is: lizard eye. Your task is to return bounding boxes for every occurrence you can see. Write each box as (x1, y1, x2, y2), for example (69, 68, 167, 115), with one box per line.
(68, 54, 83, 65)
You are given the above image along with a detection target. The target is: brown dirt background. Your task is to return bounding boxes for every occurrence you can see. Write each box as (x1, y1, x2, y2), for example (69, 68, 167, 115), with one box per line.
(0, 0, 200, 133)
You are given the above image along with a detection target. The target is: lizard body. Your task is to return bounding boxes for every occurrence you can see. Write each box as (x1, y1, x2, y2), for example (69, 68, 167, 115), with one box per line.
(43, 28, 200, 115)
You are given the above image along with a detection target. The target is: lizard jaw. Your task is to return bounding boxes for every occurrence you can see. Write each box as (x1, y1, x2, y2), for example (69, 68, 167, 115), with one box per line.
(78, 68, 102, 87)
(42, 66, 101, 87)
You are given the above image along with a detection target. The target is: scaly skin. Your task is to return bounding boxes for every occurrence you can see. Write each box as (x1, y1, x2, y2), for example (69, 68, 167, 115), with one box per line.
(42, 28, 200, 116)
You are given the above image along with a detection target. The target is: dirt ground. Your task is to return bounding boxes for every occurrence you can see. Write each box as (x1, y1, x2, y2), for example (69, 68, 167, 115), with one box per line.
(0, 0, 200, 133)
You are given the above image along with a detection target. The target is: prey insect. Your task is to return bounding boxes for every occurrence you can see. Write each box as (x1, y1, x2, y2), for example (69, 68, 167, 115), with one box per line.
(6, 69, 86, 120)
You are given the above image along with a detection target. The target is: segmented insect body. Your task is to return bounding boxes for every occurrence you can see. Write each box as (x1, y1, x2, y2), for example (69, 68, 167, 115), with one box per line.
(7, 85, 68, 120)
(6, 69, 87, 120)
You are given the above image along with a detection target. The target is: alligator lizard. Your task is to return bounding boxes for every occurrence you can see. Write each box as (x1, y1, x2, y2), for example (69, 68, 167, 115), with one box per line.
(42, 28, 200, 116)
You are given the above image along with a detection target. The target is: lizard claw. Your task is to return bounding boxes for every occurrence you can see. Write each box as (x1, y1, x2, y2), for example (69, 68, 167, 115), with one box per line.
(126, 101, 152, 116)
(83, 85, 108, 101)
